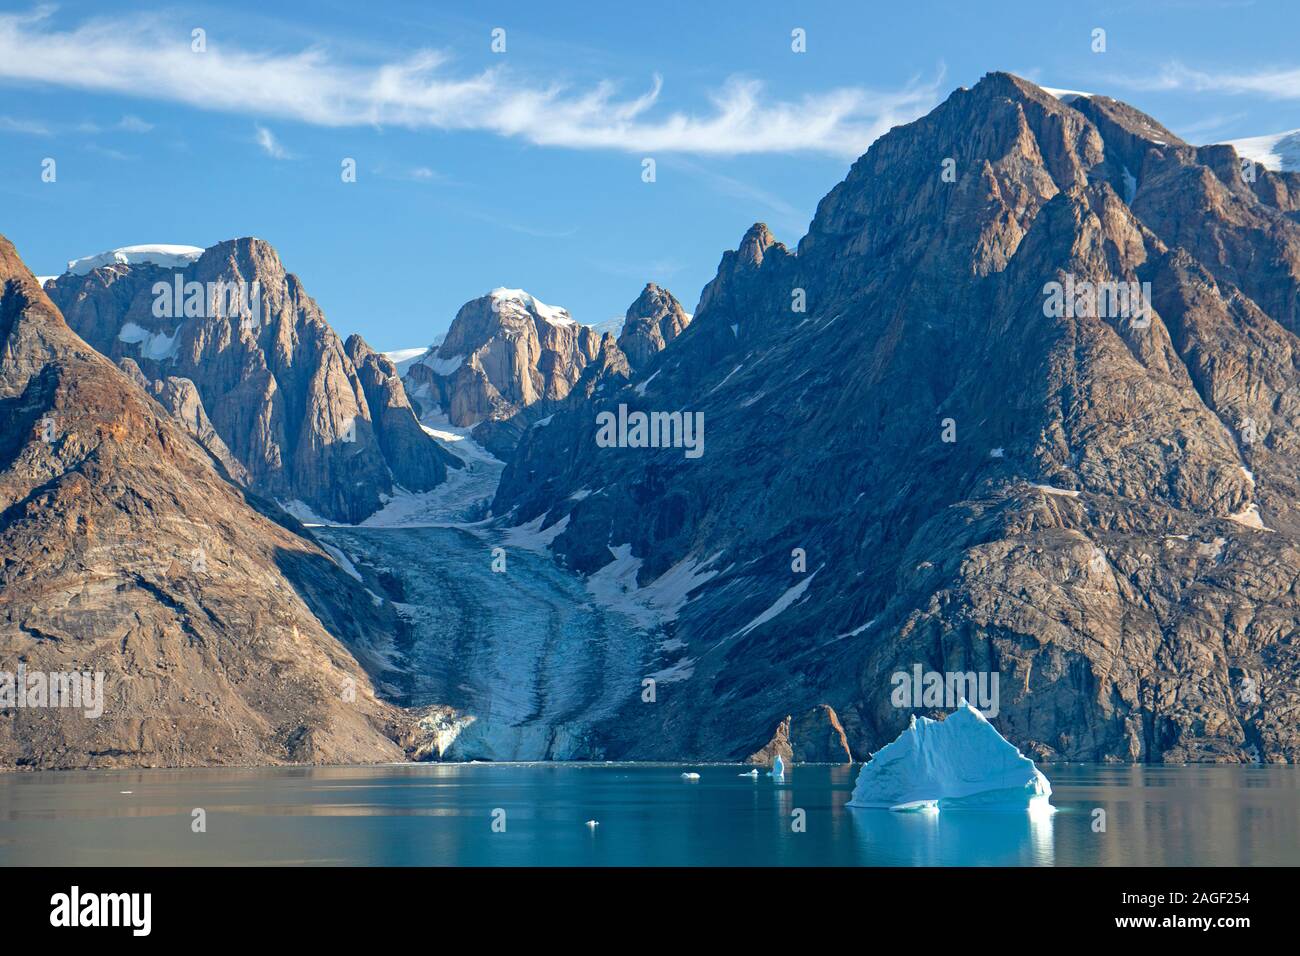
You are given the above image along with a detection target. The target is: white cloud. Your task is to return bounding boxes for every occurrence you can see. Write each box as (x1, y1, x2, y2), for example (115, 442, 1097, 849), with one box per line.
(1123, 61, 1300, 100)
(0, 8, 941, 158)
(0, 114, 49, 135)
(254, 124, 290, 159)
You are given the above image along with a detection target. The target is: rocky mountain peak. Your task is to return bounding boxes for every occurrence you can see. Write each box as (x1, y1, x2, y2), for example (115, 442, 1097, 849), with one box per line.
(43, 236, 455, 522)
(1, 233, 417, 768)
(403, 289, 603, 428)
(492, 74, 1300, 765)
(616, 282, 691, 370)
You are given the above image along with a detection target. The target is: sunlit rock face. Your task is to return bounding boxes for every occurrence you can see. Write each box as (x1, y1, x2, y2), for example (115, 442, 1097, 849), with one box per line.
(46, 238, 457, 523)
(0, 234, 415, 769)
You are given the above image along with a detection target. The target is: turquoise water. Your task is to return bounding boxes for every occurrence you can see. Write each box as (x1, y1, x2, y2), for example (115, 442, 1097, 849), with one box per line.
(0, 763, 1295, 866)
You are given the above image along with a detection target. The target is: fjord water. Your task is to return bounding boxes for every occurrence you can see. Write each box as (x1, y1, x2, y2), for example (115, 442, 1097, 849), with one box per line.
(1, 763, 1295, 866)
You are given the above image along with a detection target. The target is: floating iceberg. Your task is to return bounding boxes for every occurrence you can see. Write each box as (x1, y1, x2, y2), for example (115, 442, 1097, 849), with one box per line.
(847, 701, 1051, 812)
(768, 755, 785, 779)
(681, 772, 700, 780)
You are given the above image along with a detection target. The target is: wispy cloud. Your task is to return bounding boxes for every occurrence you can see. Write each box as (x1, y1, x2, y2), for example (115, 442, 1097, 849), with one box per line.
(0, 8, 941, 158)
(1121, 61, 1300, 100)
(117, 114, 153, 133)
(0, 114, 49, 135)
(254, 124, 291, 159)
(665, 157, 809, 237)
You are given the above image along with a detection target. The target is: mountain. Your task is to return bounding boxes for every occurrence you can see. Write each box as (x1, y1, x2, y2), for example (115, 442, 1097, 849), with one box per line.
(44, 239, 459, 523)
(616, 283, 692, 371)
(398, 285, 687, 459)
(1224, 129, 1300, 173)
(0, 234, 436, 769)
(402, 288, 605, 429)
(492, 73, 1300, 764)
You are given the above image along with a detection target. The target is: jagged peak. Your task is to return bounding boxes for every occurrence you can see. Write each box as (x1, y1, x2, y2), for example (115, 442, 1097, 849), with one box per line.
(625, 282, 684, 318)
(738, 222, 778, 263)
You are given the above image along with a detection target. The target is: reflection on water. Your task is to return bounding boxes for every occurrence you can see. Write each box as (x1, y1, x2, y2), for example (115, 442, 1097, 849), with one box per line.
(0, 763, 1294, 866)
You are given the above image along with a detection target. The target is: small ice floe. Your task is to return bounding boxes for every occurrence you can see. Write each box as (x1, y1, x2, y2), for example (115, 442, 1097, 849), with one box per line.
(119, 791, 133, 795)
(681, 772, 701, 780)
(847, 701, 1052, 813)
(767, 755, 785, 779)
(585, 820, 599, 828)
(739, 769, 759, 778)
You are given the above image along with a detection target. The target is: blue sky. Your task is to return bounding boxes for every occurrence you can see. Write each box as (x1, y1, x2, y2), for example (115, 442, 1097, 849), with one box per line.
(1, 0, 1298, 350)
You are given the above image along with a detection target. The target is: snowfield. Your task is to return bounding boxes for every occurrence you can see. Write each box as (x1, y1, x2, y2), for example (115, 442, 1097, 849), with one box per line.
(65, 244, 205, 276)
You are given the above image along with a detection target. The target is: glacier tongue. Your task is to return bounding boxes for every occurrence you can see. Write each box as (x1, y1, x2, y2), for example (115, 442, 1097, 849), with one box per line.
(848, 702, 1052, 811)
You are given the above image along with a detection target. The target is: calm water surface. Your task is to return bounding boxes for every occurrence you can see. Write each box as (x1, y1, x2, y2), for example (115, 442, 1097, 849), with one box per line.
(1, 763, 1295, 866)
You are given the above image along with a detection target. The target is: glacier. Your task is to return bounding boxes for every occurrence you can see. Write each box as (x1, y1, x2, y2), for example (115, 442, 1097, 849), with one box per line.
(847, 702, 1052, 812)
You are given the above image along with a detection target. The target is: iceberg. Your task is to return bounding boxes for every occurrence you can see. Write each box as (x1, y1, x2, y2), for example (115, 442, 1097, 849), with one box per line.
(768, 755, 785, 779)
(680, 772, 700, 780)
(847, 701, 1051, 812)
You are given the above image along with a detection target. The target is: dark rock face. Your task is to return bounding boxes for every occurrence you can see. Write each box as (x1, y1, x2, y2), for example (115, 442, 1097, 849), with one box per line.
(617, 283, 691, 371)
(0, 235, 417, 768)
(45, 239, 453, 522)
(494, 73, 1300, 765)
(746, 716, 792, 766)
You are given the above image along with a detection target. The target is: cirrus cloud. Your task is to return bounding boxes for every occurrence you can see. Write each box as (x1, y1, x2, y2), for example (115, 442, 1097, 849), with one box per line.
(0, 7, 942, 158)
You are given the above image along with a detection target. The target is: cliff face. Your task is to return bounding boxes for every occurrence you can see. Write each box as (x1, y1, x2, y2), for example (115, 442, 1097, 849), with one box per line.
(0, 235, 419, 768)
(45, 239, 458, 523)
(493, 74, 1300, 764)
(617, 283, 692, 371)
(402, 289, 605, 429)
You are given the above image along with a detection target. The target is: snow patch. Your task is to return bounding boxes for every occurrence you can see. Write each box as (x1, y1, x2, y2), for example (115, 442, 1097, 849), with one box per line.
(489, 287, 574, 326)
(117, 321, 180, 360)
(500, 512, 570, 551)
(732, 570, 818, 641)
(1031, 483, 1080, 498)
(1226, 503, 1273, 532)
(586, 545, 724, 629)
(319, 541, 363, 582)
(281, 499, 336, 526)
(424, 352, 466, 376)
(708, 364, 743, 395)
(66, 244, 204, 277)
(836, 618, 876, 640)
(633, 369, 660, 396)
(1042, 87, 1094, 103)
(1223, 128, 1300, 172)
